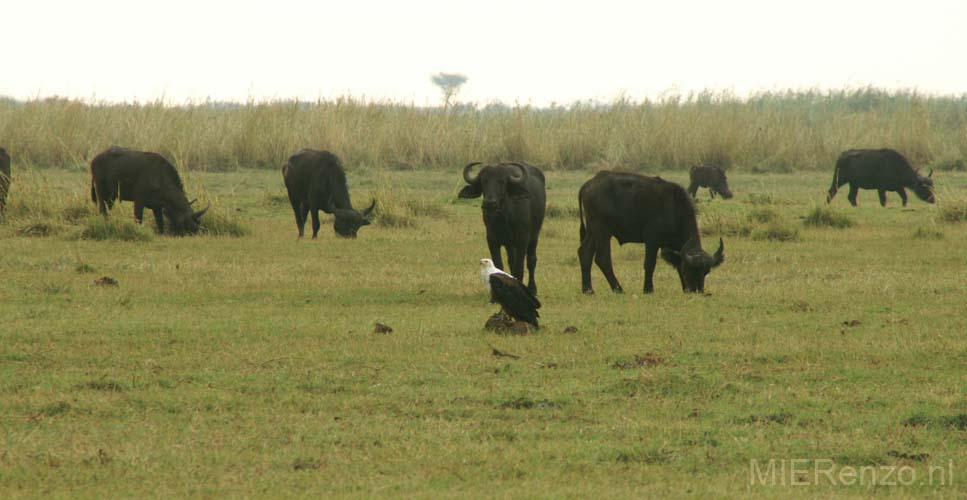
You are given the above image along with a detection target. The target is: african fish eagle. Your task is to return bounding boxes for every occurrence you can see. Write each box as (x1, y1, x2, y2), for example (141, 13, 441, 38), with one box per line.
(479, 258, 541, 328)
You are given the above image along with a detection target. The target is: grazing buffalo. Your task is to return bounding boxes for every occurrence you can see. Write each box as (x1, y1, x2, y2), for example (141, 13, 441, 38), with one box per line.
(578, 171, 724, 294)
(0, 148, 10, 214)
(90, 147, 209, 234)
(688, 163, 733, 199)
(827, 149, 935, 207)
(282, 149, 375, 239)
(459, 161, 546, 294)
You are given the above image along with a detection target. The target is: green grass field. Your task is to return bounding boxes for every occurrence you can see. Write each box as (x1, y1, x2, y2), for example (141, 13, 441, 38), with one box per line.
(2, 165, 967, 497)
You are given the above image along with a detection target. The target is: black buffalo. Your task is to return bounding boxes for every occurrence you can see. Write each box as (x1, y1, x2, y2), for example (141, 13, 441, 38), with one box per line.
(0, 148, 10, 214)
(90, 147, 209, 234)
(459, 162, 546, 294)
(578, 171, 724, 294)
(687, 163, 733, 199)
(827, 149, 935, 207)
(282, 149, 375, 239)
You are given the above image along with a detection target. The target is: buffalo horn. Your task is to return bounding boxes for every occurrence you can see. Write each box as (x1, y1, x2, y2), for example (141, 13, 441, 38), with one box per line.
(362, 198, 377, 218)
(507, 162, 529, 185)
(192, 203, 210, 221)
(928, 168, 934, 178)
(712, 238, 725, 266)
(462, 162, 482, 184)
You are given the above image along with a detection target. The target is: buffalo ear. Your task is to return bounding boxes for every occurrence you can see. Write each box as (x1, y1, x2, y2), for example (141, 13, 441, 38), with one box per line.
(681, 238, 698, 254)
(361, 219, 371, 226)
(458, 184, 482, 199)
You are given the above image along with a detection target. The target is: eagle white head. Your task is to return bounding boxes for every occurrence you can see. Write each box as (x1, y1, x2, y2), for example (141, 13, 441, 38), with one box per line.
(479, 258, 510, 290)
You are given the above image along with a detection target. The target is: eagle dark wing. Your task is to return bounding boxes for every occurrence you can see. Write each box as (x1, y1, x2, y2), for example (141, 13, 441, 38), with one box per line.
(489, 274, 540, 328)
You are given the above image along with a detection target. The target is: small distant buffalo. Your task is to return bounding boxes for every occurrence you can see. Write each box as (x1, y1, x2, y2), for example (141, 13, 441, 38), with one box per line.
(0, 148, 10, 214)
(90, 147, 209, 234)
(282, 149, 375, 239)
(578, 171, 724, 294)
(459, 161, 546, 294)
(688, 163, 733, 199)
(827, 149, 935, 207)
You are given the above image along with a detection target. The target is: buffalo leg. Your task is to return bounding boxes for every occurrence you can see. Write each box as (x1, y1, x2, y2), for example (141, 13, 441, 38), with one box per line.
(94, 182, 110, 215)
(877, 190, 887, 207)
(578, 235, 596, 294)
(299, 205, 310, 236)
(643, 245, 659, 293)
(847, 185, 859, 207)
(133, 202, 145, 224)
(593, 235, 623, 293)
(288, 192, 306, 237)
(525, 239, 538, 295)
(152, 208, 165, 234)
(687, 182, 699, 198)
(308, 203, 321, 239)
(507, 246, 525, 281)
(898, 188, 908, 207)
(709, 189, 716, 200)
(487, 240, 504, 272)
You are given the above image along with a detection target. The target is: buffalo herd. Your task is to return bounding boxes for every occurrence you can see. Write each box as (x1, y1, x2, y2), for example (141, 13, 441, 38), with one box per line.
(0, 146, 943, 299)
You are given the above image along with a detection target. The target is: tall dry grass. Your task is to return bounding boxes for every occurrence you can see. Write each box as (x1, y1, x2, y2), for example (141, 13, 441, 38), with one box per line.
(1, 88, 965, 172)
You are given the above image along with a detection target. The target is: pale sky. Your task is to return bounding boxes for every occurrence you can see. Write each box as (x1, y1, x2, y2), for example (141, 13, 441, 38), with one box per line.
(4, 0, 966, 106)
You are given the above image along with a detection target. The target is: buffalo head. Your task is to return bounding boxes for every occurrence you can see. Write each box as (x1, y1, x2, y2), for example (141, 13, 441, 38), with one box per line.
(458, 162, 529, 213)
(328, 198, 375, 238)
(170, 202, 210, 235)
(713, 175, 734, 199)
(913, 168, 935, 204)
(663, 238, 725, 293)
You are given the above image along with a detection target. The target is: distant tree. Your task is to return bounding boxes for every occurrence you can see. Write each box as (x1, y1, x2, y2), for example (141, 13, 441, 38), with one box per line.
(431, 72, 467, 110)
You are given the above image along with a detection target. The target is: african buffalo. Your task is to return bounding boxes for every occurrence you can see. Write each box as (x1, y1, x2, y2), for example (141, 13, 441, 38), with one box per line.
(688, 163, 733, 199)
(0, 148, 10, 214)
(282, 149, 375, 239)
(459, 161, 546, 294)
(578, 171, 724, 294)
(827, 149, 935, 207)
(90, 147, 209, 234)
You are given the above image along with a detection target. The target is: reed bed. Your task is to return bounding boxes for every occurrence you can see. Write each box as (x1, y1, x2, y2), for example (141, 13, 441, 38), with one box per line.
(1, 88, 965, 172)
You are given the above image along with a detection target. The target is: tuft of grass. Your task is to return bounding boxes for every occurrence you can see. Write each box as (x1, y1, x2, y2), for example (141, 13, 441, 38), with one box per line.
(937, 200, 967, 223)
(62, 201, 97, 224)
(372, 172, 448, 228)
(545, 203, 580, 219)
(747, 207, 780, 224)
(752, 223, 800, 242)
(72, 216, 154, 242)
(262, 190, 289, 207)
(745, 192, 776, 205)
(913, 226, 944, 240)
(198, 208, 251, 237)
(17, 222, 58, 237)
(803, 206, 854, 228)
(75, 263, 97, 273)
(700, 212, 754, 238)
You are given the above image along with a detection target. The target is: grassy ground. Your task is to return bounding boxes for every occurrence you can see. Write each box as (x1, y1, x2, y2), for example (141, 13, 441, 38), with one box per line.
(2, 166, 967, 497)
